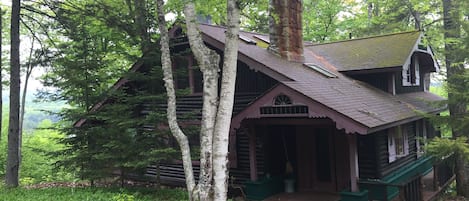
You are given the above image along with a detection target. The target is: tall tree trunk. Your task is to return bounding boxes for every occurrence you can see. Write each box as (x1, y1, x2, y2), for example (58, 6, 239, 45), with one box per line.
(212, 0, 240, 200)
(443, 0, 468, 196)
(5, 0, 21, 187)
(134, 0, 150, 52)
(155, 1, 196, 200)
(157, 0, 240, 200)
(20, 37, 35, 136)
(0, 7, 3, 143)
(183, 1, 220, 200)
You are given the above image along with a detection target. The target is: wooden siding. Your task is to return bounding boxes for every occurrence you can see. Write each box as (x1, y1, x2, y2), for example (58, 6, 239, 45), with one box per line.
(377, 125, 417, 177)
(395, 57, 435, 94)
(232, 127, 265, 183)
(140, 92, 264, 120)
(236, 62, 278, 93)
(139, 59, 278, 119)
(395, 70, 425, 94)
(358, 122, 419, 179)
(145, 126, 265, 186)
(358, 132, 379, 178)
(139, 41, 278, 186)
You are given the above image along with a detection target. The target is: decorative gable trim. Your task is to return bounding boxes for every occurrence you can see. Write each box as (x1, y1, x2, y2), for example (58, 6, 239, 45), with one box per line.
(231, 84, 369, 134)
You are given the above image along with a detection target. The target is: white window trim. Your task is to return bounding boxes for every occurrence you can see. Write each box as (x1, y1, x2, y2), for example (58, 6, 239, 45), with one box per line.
(416, 120, 427, 158)
(415, 58, 420, 85)
(388, 129, 397, 163)
(402, 55, 420, 87)
(388, 126, 410, 163)
(402, 62, 412, 86)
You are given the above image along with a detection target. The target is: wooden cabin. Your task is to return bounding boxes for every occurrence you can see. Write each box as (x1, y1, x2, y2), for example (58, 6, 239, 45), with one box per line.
(166, 24, 450, 201)
(78, 13, 452, 201)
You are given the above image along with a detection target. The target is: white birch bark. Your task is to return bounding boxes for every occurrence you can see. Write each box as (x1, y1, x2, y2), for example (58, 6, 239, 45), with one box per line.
(183, 2, 220, 200)
(155, 1, 196, 200)
(212, 0, 240, 200)
(157, 0, 240, 200)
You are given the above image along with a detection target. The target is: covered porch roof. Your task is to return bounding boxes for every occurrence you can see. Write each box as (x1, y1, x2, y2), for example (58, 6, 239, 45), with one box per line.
(231, 82, 445, 135)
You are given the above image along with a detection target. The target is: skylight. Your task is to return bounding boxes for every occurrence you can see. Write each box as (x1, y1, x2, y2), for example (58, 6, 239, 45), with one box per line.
(239, 34, 257, 45)
(303, 63, 338, 78)
(253, 35, 270, 44)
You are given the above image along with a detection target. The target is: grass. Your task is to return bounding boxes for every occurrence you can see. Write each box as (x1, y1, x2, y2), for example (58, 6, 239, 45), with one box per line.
(0, 186, 188, 201)
(430, 85, 447, 98)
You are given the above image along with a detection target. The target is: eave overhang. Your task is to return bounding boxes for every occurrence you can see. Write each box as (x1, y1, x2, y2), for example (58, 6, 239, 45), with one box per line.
(231, 83, 370, 134)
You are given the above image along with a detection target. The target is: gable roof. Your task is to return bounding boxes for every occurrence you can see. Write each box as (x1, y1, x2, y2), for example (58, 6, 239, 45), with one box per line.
(198, 24, 444, 134)
(305, 31, 422, 72)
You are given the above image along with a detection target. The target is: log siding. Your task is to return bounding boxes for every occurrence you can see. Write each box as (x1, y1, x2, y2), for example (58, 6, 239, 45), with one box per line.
(358, 122, 419, 179)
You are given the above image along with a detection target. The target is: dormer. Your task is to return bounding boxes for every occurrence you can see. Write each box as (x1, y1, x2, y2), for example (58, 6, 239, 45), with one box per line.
(306, 31, 439, 95)
(395, 35, 439, 94)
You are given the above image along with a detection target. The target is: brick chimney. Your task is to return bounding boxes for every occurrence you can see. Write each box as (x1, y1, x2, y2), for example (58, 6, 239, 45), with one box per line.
(268, 0, 304, 62)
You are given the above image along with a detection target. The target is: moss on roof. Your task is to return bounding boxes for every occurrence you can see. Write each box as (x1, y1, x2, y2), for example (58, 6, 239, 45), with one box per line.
(306, 31, 421, 72)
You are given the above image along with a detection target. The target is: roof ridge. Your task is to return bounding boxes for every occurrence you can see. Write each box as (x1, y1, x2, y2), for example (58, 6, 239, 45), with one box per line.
(199, 23, 269, 36)
(305, 30, 421, 47)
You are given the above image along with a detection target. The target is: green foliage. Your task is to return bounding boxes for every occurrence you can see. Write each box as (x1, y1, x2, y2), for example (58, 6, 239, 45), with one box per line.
(426, 137, 469, 162)
(430, 85, 447, 98)
(25, 0, 177, 184)
(303, 0, 346, 42)
(37, 0, 142, 107)
(0, 118, 76, 185)
(20, 120, 77, 185)
(240, 0, 269, 33)
(53, 55, 179, 183)
(0, 187, 188, 201)
(113, 193, 135, 201)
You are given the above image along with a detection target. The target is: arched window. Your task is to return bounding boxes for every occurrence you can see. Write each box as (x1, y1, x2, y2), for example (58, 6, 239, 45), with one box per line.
(260, 94, 307, 115)
(274, 94, 292, 105)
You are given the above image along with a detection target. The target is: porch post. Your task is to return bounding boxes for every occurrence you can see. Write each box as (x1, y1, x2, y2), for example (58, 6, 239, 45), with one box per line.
(348, 134, 359, 192)
(248, 126, 258, 181)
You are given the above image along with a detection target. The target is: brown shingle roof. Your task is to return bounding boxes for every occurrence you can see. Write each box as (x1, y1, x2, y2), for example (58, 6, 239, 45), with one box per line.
(305, 31, 421, 72)
(396, 92, 446, 114)
(199, 24, 444, 134)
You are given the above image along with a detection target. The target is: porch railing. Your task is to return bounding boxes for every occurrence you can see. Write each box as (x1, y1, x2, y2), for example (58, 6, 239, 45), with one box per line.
(359, 174, 422, 201)
(433, 154, 455, 191)
(358, 155, 455, 201)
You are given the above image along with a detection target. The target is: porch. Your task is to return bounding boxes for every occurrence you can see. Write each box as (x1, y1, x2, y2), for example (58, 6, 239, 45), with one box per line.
(239, 118, 359, 201)
(353, 155, 455, 201)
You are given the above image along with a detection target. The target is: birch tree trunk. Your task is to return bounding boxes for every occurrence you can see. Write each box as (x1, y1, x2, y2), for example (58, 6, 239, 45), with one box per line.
(156, 0, 240, 200)
(156, 1, 196, 200)
(183, 1, 220, 200)
(212, 1, 240, 200)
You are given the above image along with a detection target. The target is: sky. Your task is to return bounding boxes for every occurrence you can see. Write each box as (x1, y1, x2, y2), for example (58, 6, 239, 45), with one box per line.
(1, 0, 46, 95)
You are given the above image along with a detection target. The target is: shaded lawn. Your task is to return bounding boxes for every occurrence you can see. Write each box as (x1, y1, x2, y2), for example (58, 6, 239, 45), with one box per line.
(0, 187, 188, 201)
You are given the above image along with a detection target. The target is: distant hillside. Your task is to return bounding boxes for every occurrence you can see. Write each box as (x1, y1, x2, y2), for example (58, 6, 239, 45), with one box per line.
(2, 91, 66, 132)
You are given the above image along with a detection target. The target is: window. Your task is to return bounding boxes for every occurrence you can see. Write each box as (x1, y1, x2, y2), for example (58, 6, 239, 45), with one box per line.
(388, 125, 409, 163)
(273, 94, 292, 105)
(416, 120, 427, 157)
(402, 55, 420, 86)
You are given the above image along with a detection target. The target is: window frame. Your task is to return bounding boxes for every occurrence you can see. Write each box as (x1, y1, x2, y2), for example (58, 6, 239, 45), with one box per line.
(388, 125, 409, 163)
(416, 120, 427, 158)
(402, 55, 420, 87)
